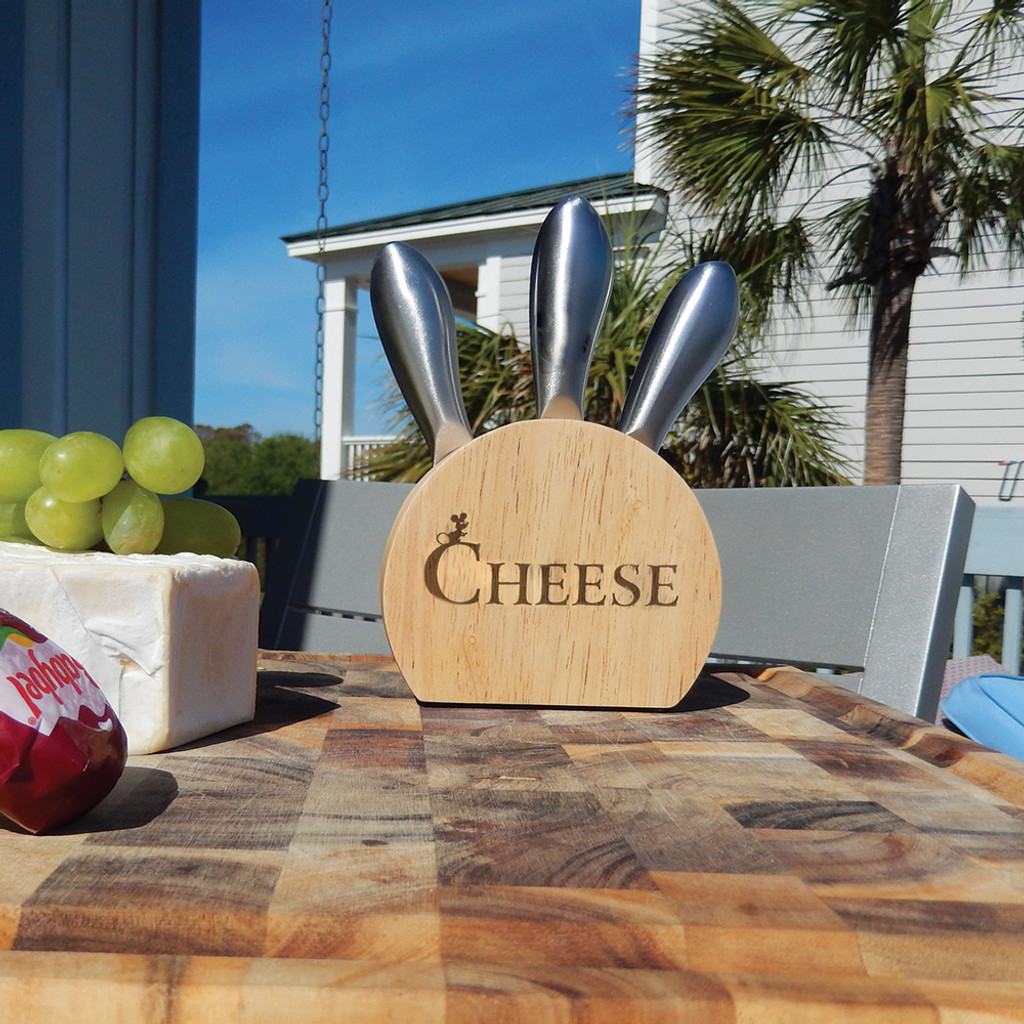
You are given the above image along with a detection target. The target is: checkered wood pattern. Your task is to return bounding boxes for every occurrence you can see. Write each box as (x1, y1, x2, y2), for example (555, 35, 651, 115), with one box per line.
(2, 655, 1024, 1022)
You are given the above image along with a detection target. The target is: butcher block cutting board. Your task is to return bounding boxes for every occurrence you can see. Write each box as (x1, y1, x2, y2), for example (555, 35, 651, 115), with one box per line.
(2, 654, 1024, 1023)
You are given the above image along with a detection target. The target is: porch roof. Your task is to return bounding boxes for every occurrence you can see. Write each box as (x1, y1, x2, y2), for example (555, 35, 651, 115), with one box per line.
(282, 172, 660, 246)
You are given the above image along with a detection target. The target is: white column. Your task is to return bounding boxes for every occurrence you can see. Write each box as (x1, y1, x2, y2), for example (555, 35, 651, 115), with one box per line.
(319, 274, 359, 480)
(633, 0, 671, 189)
(475, 256, 504, 331)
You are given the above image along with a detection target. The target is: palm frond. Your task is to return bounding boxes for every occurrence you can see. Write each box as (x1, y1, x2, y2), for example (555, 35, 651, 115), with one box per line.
(667, 358, 851, 487)
(636, 3, 833, 224)
(637, 0, 1024, 309)
(786, 0, 908, 106)
(822, 194, 876, 316)
(964, 0, 1024, 63)
(947, 142, 1024, 269)
(682, 215, 815, 338)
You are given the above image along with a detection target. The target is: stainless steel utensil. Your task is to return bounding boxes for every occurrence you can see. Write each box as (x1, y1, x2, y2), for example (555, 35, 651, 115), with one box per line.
(370, 242, 473, 463)
(618, 261, 739, 451)
(529, 195, 613, 419)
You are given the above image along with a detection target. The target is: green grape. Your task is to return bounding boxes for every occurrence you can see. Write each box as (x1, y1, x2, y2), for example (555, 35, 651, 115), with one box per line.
(0, 501, 37, 542)
(25, 488, 104, 551)
(154, 497, 241, 558)
(123, 416, 204, 495)
(101, 479, 164, 555)
(0, 429, 57, 502)
(39, 431, 124, 502)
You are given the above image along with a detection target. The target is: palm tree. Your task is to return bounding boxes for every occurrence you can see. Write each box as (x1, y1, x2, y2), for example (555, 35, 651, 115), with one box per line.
(633, 0, 1024, 484)
(356, 222, 850, 487)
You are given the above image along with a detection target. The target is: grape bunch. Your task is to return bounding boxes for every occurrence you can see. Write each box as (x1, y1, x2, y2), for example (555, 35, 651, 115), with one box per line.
(0, 417, 240, 557)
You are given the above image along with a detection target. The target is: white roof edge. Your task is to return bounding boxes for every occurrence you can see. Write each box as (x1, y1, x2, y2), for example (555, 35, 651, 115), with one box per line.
(285, 191, 667, 261)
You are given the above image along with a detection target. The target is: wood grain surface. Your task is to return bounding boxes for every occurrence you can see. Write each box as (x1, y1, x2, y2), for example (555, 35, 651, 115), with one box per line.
(2, 655, 1024, 1022)
(381, 420, 721, 708)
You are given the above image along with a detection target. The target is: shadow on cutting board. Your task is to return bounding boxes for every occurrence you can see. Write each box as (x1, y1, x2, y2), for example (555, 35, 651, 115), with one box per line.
(674, 671, 751, 712)
(33, 766, 181, 836)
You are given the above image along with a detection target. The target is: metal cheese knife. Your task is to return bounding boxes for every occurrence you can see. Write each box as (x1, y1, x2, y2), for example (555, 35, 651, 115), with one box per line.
(529, 195, 613, 419)
(370, 242, 473, 464)
(618, 261, 739, 452)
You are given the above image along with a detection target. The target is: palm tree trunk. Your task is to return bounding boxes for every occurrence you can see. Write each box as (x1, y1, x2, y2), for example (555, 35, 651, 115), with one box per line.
(863, 273, 914, 485)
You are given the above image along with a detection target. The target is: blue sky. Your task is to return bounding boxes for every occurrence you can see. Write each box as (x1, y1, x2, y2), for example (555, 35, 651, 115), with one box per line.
(195, 0, 641, 439)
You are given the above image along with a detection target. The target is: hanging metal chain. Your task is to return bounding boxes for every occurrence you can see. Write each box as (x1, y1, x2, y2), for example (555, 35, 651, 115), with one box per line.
(314, 0, 332, 439)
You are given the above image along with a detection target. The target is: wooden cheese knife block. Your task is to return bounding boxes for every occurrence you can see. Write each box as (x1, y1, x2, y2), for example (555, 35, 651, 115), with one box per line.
(380, 418, 721, 708)
(372, 196, 736, 710)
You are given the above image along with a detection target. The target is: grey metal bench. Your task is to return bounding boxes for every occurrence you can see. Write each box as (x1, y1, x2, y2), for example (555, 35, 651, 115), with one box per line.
(258, 478, 412, 656)
(261, 479, 973, 721)
(695, 485, 973, 721)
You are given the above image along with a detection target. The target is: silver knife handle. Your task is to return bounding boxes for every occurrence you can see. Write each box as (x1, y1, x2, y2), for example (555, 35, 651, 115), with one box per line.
(618, 262, 739, 451)
(370, 242, 473, 463)
(529, 196, 613, 419)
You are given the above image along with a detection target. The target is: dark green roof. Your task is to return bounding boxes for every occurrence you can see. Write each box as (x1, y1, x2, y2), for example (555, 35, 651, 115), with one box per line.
(282, 172, 658, 244)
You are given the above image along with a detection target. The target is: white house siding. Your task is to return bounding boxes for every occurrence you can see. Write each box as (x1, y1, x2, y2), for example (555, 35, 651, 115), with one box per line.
(493, 254, 528, 339)
(475, 256, 505, 329)
(903, 272, 1024, 502)
(637, 0, 1024, 504)
(481, 254, 532, 340)
(758, 260, 1024, 502)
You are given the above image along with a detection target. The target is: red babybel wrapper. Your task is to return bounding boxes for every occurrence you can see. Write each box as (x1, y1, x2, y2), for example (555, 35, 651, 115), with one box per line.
(0, 607, 127, 833)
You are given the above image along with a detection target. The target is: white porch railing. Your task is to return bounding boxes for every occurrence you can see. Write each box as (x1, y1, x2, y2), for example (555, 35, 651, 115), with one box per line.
(952, 504, 1024, 675)
(342, 435, 396, 479)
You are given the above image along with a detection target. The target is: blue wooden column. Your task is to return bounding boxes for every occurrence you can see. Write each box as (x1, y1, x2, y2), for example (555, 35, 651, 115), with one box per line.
(0, 0, 200, 440)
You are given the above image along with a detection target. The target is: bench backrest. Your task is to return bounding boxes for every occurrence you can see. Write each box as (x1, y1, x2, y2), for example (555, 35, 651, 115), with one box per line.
(261, 479, 973, 720)
(259, 478, 412, 656)
(694, 484, 974, 720)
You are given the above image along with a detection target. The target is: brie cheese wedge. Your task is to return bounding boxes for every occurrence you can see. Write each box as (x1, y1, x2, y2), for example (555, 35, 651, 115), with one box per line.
(0, 540, 259, 754)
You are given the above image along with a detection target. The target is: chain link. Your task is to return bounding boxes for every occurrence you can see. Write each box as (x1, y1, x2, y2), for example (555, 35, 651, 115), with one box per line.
(314, 0, 332, 439)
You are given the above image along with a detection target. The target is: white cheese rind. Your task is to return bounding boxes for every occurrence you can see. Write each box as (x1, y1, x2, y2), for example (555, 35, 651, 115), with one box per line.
(0, 541, 259, 754)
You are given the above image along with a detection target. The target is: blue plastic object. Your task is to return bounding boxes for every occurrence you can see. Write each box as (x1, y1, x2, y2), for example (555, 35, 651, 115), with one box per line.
(941, 674, 1024, 760)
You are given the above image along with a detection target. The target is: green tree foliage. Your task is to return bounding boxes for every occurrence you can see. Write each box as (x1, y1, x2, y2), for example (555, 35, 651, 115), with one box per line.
(195, 424, 319, 496)
(356, 224, 850, 487)
(633, 0, 1024, 484)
